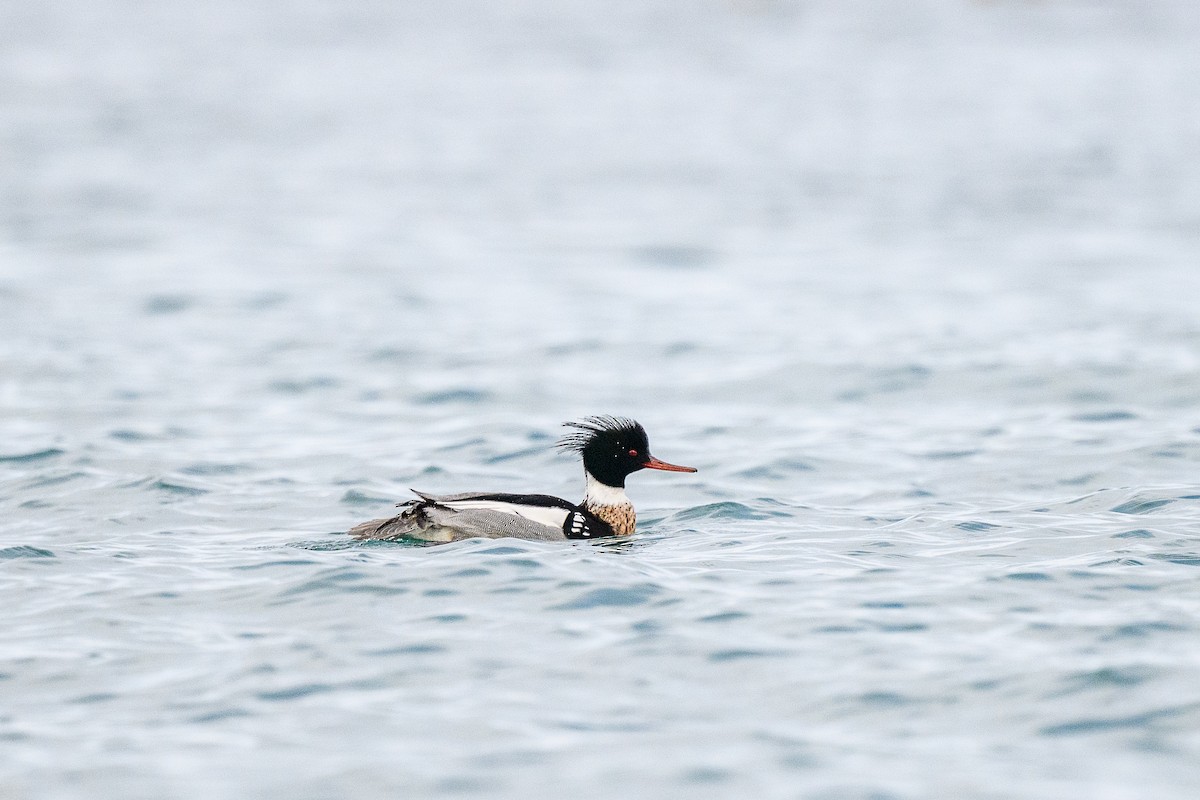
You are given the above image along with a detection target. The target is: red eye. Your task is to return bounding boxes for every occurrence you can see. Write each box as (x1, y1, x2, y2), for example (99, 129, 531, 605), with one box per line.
(628, 449, 639, 457)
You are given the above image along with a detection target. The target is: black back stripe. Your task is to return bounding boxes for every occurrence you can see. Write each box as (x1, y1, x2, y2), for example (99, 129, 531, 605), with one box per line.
(445, 493, 578, 511)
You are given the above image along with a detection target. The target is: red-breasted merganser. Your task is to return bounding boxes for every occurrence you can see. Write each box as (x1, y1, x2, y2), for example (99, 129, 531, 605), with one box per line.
(348, 416, 696, 543)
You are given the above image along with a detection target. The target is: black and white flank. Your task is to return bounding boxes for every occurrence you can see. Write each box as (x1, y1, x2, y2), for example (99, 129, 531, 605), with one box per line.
(348, 416, 696, 544)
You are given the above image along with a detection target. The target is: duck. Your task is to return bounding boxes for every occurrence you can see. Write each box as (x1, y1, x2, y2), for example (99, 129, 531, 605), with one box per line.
(348, 416, 696, 543)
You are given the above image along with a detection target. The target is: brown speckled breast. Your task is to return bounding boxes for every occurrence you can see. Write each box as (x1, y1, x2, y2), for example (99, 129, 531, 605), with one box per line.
(588, 502, 636, 536)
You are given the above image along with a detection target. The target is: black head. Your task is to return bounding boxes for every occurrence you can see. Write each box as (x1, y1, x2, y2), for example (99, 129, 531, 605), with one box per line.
(558, 415, 697, 488)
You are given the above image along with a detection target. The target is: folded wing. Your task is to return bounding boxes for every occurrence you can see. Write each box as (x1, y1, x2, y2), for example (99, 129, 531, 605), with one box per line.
(348, 490, 573, 543)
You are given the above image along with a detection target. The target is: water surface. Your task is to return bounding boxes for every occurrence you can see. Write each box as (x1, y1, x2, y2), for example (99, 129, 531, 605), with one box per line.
(3, 1, 1200, 798)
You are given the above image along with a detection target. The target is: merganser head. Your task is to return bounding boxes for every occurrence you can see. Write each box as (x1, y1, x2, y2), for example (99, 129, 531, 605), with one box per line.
(559, 415, 697, 488)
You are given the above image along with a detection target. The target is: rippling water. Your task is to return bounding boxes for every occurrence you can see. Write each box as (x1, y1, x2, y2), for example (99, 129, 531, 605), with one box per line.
(4, 1, 1200, 798)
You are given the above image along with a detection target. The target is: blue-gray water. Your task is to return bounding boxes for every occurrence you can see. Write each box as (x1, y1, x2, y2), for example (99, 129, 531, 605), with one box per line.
(3, 1, 1200, 798)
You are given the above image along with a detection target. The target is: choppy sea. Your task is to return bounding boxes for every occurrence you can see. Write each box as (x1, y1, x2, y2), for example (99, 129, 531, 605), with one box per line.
(3, 1, 1200, 798)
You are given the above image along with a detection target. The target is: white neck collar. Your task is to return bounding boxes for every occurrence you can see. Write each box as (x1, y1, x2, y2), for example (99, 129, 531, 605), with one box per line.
(585, 472, 630, 508)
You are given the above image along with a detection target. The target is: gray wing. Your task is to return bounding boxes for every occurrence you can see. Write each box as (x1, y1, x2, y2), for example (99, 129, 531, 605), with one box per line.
(348, 498, 567, 544)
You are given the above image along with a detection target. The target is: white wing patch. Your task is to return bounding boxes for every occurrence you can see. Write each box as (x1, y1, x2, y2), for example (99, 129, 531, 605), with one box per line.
(440, 499, 570, 530)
